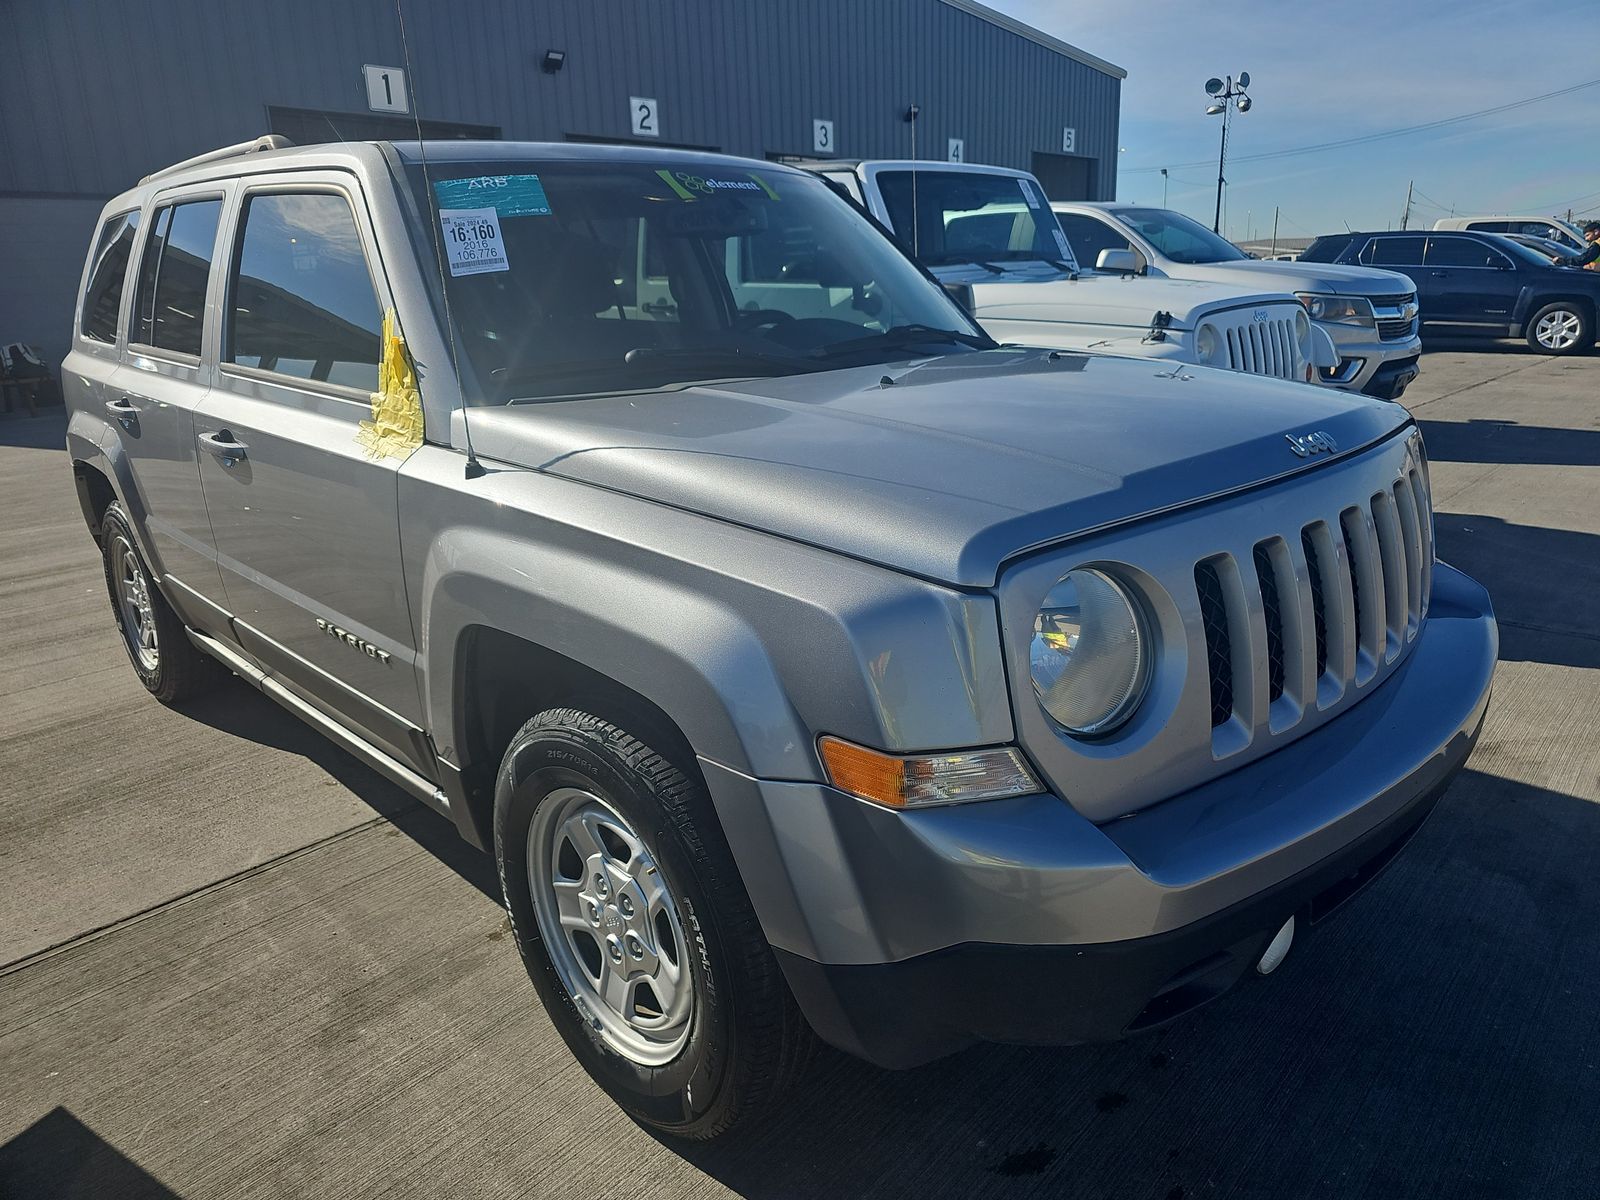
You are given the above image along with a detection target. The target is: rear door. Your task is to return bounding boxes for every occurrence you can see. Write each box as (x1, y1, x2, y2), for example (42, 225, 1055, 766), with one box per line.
(1422, 236, 1519, 326)
(194, 172, 431, 775)
(106, 188, 232, 624)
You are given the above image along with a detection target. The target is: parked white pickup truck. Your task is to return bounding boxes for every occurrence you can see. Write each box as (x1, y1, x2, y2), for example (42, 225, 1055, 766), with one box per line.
(804, 160, 1335, 384)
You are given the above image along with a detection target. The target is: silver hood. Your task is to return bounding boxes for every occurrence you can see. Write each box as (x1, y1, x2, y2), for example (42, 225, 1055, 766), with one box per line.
(1161, 259, 1418, 298)
(465, 348, 1411, 588)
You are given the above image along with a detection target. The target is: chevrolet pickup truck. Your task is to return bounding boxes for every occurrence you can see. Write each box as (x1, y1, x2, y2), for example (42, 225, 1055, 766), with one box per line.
(803, 159, 1337, 384)
(66, 137, 1494, 1140)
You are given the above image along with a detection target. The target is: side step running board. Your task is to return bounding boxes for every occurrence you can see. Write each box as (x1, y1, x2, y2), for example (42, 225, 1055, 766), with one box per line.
(186, 627, 452, 820)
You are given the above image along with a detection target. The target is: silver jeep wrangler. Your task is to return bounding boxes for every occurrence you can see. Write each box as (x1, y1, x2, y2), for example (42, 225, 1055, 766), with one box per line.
(64, 137, 1496, 1140)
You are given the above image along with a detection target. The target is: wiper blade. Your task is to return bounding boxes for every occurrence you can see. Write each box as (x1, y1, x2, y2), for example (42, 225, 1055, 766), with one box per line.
(810, 324, 993, 360)
(621, 345, 820, 377)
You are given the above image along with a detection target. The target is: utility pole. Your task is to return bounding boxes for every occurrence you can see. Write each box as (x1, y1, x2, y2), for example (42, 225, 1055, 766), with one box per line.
(1270, 206, 1279, 259)
(1400, 180, 1414, 231)
(1161, 168, 1169, 207)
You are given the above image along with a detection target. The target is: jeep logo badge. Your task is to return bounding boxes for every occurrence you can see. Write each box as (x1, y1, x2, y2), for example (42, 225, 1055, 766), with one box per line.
(1252, 309, 1270, 323)
(1286, 430, 1338, 458)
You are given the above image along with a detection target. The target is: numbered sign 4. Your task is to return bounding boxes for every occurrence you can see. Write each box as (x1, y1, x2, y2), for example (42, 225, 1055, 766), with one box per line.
(947, 138, 964, 163)
(364, 65, 408, 114)
(631, 96, 659, 138)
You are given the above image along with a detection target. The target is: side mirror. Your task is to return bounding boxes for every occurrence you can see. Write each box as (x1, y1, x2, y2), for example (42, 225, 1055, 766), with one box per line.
(942, 281, 975, 313)
(1096, 248, 1140, 276)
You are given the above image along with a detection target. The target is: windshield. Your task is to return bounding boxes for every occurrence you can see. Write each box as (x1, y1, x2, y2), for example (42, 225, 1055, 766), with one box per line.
(1485, 235, 1563, 268)
(404, 159, 986, 402)
(874, 170, 1076, 270)
(1111, 208, 1251, 264)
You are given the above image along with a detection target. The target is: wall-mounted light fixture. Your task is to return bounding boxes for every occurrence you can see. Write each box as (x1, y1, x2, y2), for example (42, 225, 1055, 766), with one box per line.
(542, 49, 566, 74)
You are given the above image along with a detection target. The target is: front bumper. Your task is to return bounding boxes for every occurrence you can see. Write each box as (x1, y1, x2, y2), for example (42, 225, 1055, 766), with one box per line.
(1313, 324, 1422, 396)
(700, 564, 1495, 1068)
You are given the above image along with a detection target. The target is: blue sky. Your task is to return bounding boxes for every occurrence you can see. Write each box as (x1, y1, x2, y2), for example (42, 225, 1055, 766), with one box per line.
(990, 0, 1600, 241)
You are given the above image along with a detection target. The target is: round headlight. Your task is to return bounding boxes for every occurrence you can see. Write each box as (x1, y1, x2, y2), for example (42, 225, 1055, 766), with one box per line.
(1030, 569, 1150, 736)
(1195, 323, 1221, 364)
(1294, 309, 1312, 348)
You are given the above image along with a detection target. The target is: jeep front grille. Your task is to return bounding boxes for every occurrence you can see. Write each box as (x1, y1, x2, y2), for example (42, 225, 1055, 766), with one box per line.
(1220, 309, 1302, 380)
(1196, 458, 1432, 733)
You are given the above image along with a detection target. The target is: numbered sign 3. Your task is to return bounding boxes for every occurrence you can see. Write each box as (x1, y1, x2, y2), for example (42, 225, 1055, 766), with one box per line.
(364, 65, 408, 114)
(812, 119, 834, 155)
(947, 138, 964, 163)
(631, 96, 659, 138)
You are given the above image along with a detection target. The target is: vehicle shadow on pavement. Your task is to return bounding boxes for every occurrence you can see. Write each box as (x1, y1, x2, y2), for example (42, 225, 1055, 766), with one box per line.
(1418, 419, 1600, 468)
(1434, 512, 1600, 669)
(0, 1107, 182, 1200)
(170, 679, 501, 901)
(679, 768, 1600, 1200)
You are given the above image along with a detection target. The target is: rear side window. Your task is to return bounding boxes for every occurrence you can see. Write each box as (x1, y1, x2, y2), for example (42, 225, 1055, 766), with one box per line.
(133, 199, 223, 356)
(1360, 236, 1425, 267)
(227, 192, 381, 391)
(1425, 237, 1509, 269)
(80, 211, 140, 344)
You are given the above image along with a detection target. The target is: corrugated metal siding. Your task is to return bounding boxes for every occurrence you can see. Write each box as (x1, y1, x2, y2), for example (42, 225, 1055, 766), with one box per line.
(1, 0, 1120, 198)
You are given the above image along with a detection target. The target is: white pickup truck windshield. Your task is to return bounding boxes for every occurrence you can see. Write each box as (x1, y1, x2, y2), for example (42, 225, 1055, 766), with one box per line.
(404, 159, 987, 402)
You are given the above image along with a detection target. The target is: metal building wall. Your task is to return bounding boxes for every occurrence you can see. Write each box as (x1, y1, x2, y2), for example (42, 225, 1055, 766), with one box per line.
(1, 0, 1122, 362)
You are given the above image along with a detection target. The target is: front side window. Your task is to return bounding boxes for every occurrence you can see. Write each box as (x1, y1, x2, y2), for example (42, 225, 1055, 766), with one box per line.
(1424, 237, 1509, 269)
(1361, 236, 1426, 267)
(133, 199, 222, 356)
(1111, 208, 1249, 264)
(405, 159, 986, 403)
(874, 170, 1073, 268)
(80, 211, 140, 344)
(1053, 213, 1131, 267)
(227, 192, 382, 390)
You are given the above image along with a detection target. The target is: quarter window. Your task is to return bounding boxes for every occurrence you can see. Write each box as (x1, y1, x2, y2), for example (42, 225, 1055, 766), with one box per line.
(133, 199, 222, 356)
(227, 192, 382, 391)
(1360, 236, 1425, 267)
(80, 211, 140, 344)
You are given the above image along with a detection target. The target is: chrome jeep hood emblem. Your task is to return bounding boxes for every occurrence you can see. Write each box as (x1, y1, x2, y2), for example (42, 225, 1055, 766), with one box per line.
(1285, 430, 1338, 458)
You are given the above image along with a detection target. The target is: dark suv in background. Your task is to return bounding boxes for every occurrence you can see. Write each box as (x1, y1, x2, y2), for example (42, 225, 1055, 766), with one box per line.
(1301, 230, 1600, 355)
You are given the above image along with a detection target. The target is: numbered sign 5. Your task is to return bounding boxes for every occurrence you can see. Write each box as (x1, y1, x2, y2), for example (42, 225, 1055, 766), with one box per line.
(947, 138, 964, 163)
(1062, 127, 1077, 154)
(812, 119, 834, 155)
(631, 96, 660, 138)
(364, 65, 408, 114)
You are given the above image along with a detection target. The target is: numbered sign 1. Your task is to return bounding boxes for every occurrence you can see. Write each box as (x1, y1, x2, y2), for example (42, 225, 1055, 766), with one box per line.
(631, 96, 660, 138)
(1062, 127, 1077, 154)
(813, 119, 835, 155)
(363, 65, 408, 114)
(947, 138, 964, 163)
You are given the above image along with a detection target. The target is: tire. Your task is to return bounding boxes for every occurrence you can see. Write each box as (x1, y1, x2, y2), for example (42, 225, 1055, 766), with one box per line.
(1525, 301, 1592, 355)
(99, 503, 215, 703)
(493, 708, 814, 1140)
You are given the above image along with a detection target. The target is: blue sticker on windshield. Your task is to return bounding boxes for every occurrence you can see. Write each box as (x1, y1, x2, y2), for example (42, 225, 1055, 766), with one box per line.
(433, 174, 552, 217)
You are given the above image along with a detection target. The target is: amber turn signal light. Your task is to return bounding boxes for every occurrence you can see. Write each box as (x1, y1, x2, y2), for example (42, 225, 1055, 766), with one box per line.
(817, 736, 1042, 809)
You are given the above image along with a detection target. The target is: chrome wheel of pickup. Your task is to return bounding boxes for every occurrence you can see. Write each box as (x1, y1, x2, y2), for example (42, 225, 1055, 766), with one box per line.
(110, 532, 159, 672)
(528, 786, 694, 1066)
(1534, 308, 1583, 351)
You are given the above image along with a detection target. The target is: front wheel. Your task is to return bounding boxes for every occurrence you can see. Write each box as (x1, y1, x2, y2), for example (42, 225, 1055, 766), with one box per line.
(1526, 302, 1592, 354)
(493, 708, 814, 1140)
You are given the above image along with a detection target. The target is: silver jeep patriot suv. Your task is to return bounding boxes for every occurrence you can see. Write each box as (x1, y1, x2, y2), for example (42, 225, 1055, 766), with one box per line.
(65, 137, 1496, 1140)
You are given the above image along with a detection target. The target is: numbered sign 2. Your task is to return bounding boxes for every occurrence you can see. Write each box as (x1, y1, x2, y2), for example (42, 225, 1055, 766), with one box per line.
(947, 138, 964, 163)
(631, 96, 660, 138)
(364, 65, 408, 114)
(813, 119, 834, 155)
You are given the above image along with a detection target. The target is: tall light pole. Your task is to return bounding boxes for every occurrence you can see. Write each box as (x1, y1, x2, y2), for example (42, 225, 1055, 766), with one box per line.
(1204, 72, 1252, 234)
(1161, 167, 1169, 207)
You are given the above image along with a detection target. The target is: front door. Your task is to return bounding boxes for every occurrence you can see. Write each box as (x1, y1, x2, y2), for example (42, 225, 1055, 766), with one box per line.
(108, 189, 232, 625)
(1422, 236, 1520, 327)
(194, 175, 431, 775)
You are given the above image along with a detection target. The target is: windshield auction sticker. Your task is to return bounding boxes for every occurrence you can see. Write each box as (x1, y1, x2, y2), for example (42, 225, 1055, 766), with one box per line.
(439, 208, 509, 276)
(433, 174, 552, 217)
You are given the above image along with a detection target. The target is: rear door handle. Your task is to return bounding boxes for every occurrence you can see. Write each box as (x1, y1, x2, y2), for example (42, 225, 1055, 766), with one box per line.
(1429, 270, 1448, 277)
(104, 396, 138, 425)
(198, 430, 248, 466)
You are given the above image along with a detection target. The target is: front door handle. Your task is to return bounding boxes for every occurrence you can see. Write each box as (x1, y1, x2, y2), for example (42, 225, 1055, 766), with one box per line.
(640, 298, 677, 315)
(198, 430, 248, 466)
(104, 396, 138, 425)
(1429, 270, 1448, 277)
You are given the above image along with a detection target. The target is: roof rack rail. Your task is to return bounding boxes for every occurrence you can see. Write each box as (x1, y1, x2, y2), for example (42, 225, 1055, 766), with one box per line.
(139, 135, 295, 185)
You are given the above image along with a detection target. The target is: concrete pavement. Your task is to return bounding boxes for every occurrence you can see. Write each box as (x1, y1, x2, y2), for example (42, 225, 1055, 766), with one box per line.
(2, 345, 1597, 1199)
